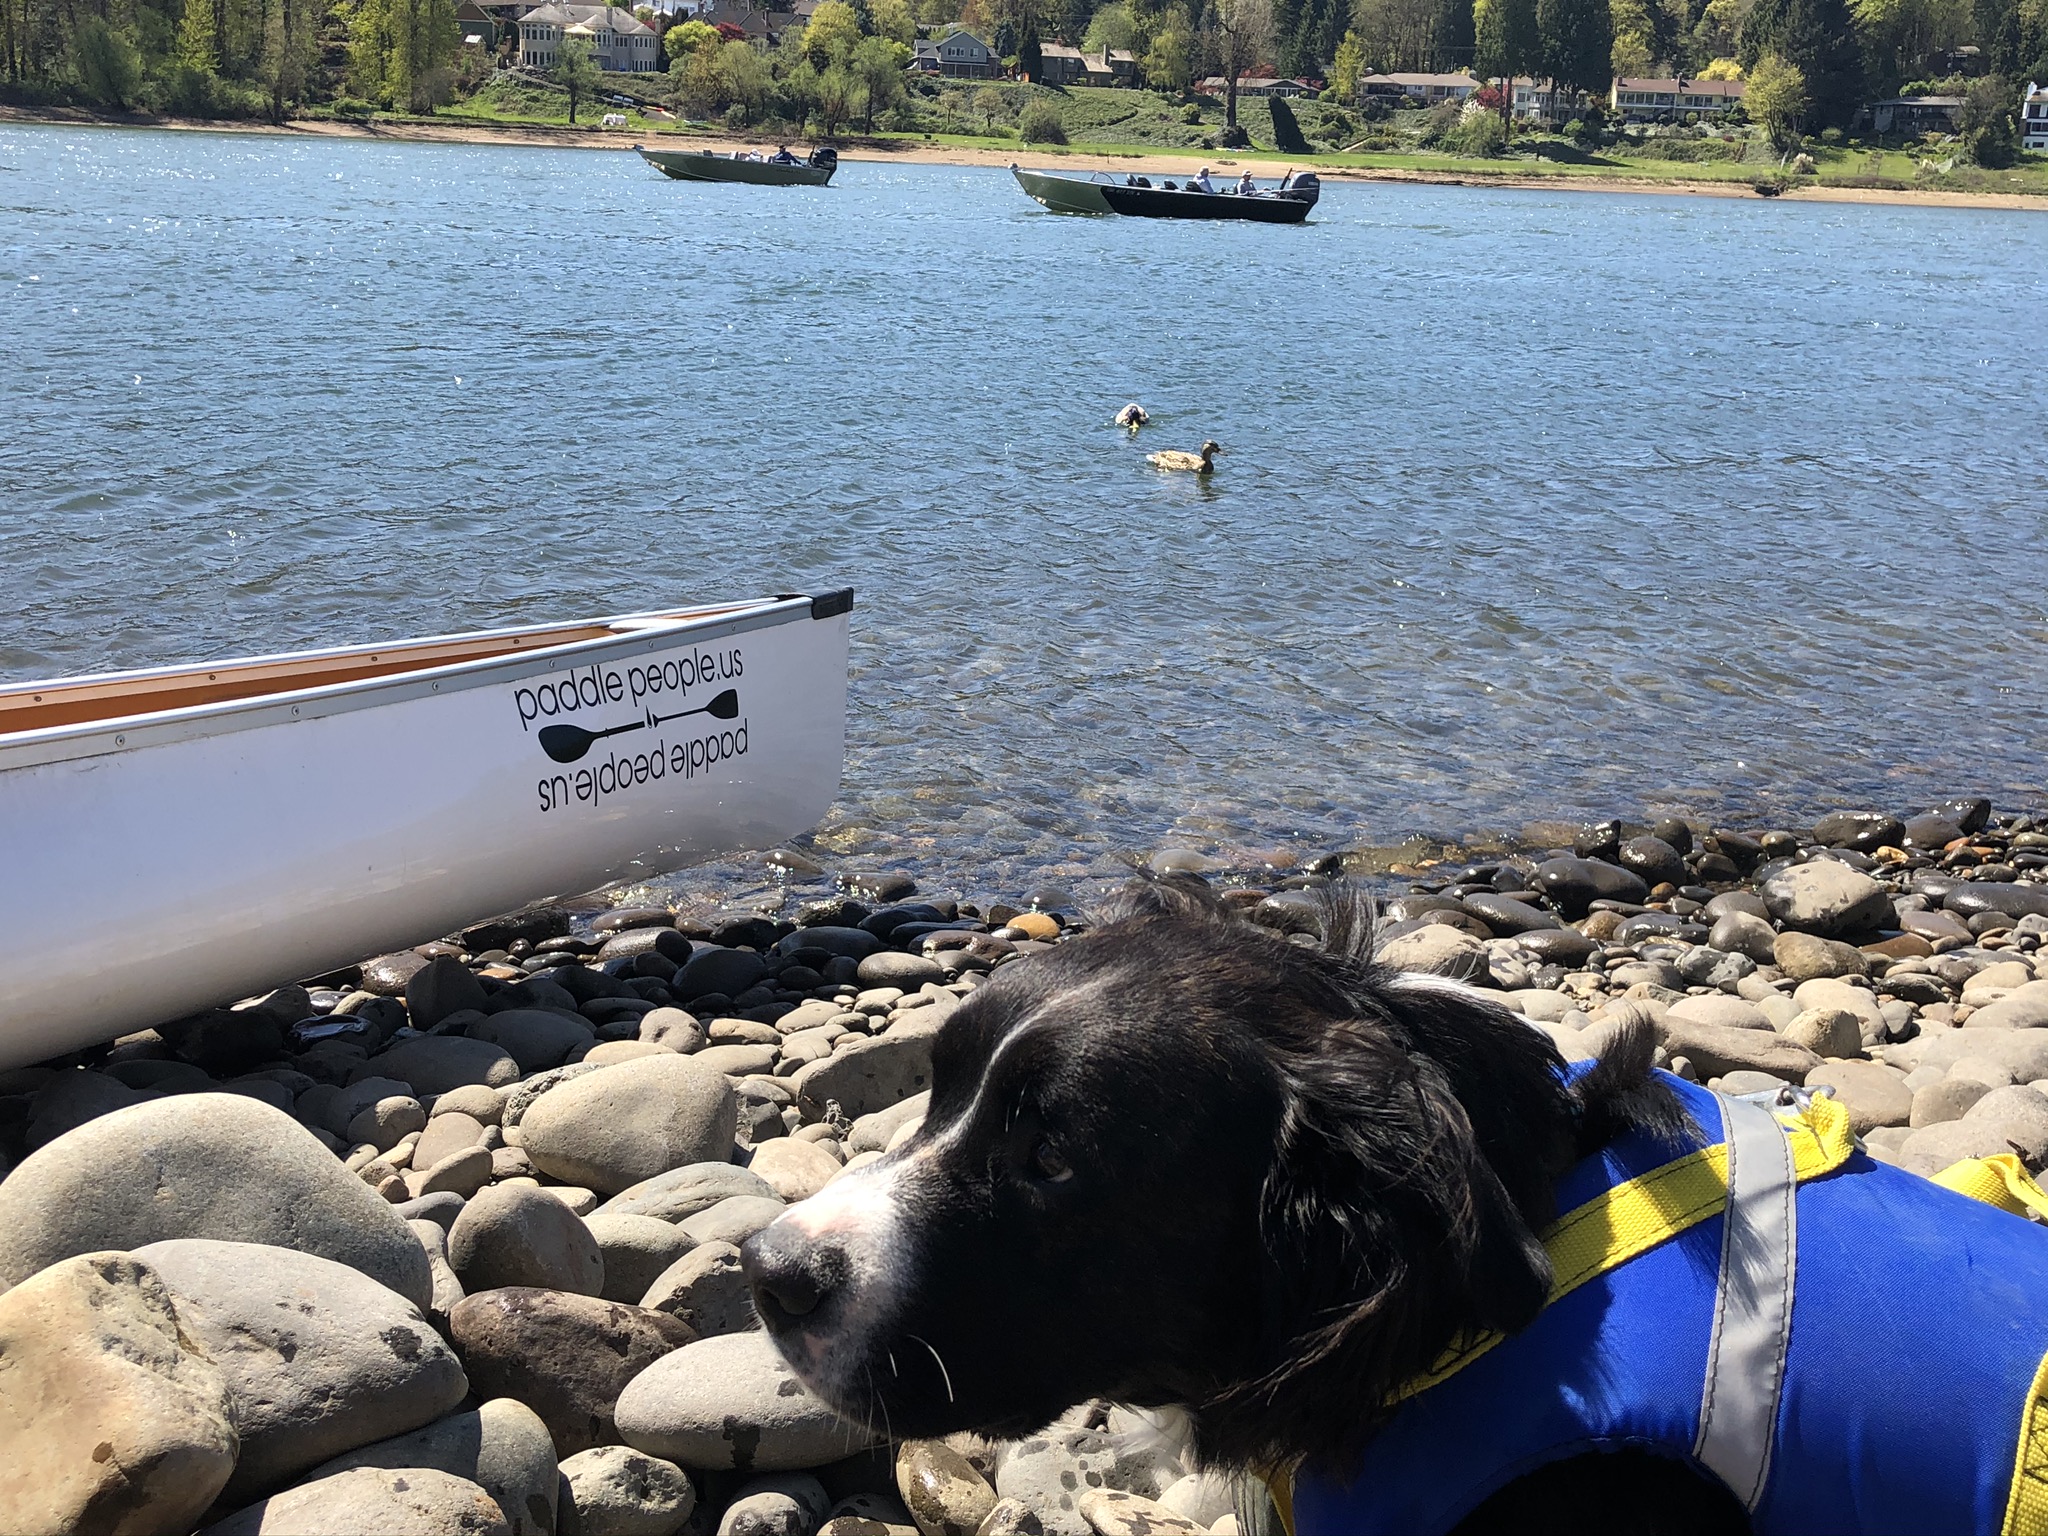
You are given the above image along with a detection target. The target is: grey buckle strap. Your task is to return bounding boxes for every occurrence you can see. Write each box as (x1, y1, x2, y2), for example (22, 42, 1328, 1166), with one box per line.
(1693, 1092, 1799, 1511)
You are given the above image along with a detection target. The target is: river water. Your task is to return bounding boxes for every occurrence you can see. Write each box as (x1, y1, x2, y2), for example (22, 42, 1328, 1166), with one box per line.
(3, 124, 2045, 904)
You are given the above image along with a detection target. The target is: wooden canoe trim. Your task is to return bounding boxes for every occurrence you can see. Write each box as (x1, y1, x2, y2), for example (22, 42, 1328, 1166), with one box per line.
(0, 605, 759, 738)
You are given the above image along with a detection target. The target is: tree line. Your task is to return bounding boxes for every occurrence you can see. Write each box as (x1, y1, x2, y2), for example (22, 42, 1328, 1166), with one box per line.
(0, 0, 475, 114)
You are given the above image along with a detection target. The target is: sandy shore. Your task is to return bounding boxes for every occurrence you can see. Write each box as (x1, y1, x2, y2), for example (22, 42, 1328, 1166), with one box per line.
(10, 103, 2048, 210)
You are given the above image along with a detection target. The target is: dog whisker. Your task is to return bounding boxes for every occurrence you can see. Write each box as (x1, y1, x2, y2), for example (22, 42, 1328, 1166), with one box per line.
(907, 1332, 957, 1405)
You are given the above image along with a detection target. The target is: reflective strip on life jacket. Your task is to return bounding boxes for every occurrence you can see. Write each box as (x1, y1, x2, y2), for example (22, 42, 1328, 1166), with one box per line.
(1692, 1093, 1799, 1511)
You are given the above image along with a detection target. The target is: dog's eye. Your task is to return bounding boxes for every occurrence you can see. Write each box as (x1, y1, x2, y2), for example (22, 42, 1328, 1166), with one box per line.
(1030, 1139, 1073, 1183)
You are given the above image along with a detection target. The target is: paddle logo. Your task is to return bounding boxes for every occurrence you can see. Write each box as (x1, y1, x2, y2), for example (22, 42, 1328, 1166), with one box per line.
(515, 645, 749, 814)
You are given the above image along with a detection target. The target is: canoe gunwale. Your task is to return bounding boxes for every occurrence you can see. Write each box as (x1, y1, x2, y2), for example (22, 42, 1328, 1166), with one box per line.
(0, 596, 833, 772)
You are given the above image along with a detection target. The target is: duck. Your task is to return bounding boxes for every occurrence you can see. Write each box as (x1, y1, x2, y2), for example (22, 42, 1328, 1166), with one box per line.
(1114, 402, 1149, 430)
(1148, 439, 1218, 474)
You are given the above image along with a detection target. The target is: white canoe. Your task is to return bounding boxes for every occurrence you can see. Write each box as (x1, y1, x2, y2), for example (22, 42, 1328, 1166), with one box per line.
(0, 591, 852, 1069)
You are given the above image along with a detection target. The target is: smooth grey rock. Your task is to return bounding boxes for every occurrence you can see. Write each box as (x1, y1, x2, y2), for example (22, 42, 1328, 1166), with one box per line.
(1664, 995, 1771, 1033)
(897, 1439, 997, 1536)
(597, 1163, 779, 1224)
(1760, 863, 1893, 938)
(408, 956, 493, 1032)
(450, 1184, 606, 1297)
(362, 1036, 523, 1096)
(1962, 1085, 2048, 1166)
(1708, 912, 1778, 964)
(792, 1024, 939, 1123)
(24, 1068, 155, 1149)
(584, 1213, 697, 1305)
(673, 949, 769, 1002)
(694, 1043, 782, 1077)
(1912, 1076, 1995, 1128)
(522, 1057, 739, 1196)
(856, 951, 948, 989)
(435, 1084, 508, 1125)
(468, 1011, 598, 1074)
(137, 1239, 466, 1504)
(415, 1112, 490, 1169)
(1784, 1007, 1864, 1060)
(614, 1330, 880, 1472)
(305, 1399, 560, 1536)
(0, 1094, 431, 1308)
(449, 1288, 697, 1457)
(848, 1094, 931, 1155)
(1899, 1118, 2018, 1177)
(203, 1466, 510, 1536)
(1967, 980, 2048, 1031)
(409, 1217, 468, 1318)
(992, 1429, 1167, 1536)
(1803, 1060, 1911, 1134)
(1375, 925, 1487, 980)
(639, 1008, 708, 1054)
(678, 1195, 786, 1249)
(638, 1240, 755, 1337)
(747, 1138, 842, 1202)
(1773, 932, 1870, 982)
(559, 1445, 698, 1536)
(1655, 1018, 1821, 1084)
(0, 1251, 237, 1536)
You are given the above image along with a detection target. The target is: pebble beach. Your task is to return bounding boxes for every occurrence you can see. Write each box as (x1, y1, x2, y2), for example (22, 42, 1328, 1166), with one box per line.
(4, 794, 2048, 1536)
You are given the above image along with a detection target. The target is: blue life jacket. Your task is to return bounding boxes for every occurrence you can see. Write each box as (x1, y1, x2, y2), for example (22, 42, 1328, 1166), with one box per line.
(1288, 1071, 2048, 1536)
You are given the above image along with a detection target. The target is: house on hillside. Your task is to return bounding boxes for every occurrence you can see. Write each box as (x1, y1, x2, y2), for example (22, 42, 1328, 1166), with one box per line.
(2024, 82, 2048, 149)
(1039, 42, 1086, 85)
(1081, 48, 1135, 85)
(1865, 94, 1966, 133)
(1197, 75, 1313, 96)
(909, 29, 1001, 77)
(1358, 71, 1480, 104)
(1509, 77, 1566, 120)
(519, 3, 661, 70)
(1609, 76, 1744, 120)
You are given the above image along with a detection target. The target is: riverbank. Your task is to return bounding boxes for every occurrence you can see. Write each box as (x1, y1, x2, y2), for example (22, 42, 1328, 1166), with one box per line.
(1, 794, 2045, 1531)
(10, 103, 2048, 210)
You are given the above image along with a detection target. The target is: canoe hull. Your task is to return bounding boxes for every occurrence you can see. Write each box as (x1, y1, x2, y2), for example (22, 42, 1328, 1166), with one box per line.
(637, 147, 835, 186)
(0, 594, 851, 1068)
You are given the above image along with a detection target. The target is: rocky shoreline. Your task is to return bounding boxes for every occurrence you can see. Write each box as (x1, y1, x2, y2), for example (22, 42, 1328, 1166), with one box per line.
(3, 795, 2047, 1535)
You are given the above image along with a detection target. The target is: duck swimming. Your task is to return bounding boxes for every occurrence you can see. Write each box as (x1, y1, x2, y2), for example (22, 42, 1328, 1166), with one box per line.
(1147, 439, 1218, 474)
(1115, 402, 1149, 430)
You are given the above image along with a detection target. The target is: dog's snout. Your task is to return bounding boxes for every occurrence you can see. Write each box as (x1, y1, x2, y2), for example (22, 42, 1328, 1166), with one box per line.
(743, 1220, 844, 1322)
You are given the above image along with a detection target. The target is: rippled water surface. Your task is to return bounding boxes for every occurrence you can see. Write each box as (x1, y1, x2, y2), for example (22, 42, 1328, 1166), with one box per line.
(4, 124, 2045, 900)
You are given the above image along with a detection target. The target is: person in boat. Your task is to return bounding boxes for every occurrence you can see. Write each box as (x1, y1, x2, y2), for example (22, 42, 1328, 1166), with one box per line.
(1190, 166, 1215, 193)
(770, 145, 799, 164)
(1237, 170, 1257, 195)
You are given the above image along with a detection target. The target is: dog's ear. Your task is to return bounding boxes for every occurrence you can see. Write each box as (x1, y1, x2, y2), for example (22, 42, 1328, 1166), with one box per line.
(1197, 1027, 1554, 1473)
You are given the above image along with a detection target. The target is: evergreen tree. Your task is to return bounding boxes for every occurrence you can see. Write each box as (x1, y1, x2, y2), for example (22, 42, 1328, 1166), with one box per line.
(1473, 0, 1536, 114)
(177, 0, 220, 70)
(1738, 0, 1861, 126)
(1537, 0, 1608, 94)
(1431, 0, 1472, 67)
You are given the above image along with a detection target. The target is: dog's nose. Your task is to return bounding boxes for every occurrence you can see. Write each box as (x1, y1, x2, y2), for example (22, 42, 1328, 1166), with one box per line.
(742, 1220, 841, 1321)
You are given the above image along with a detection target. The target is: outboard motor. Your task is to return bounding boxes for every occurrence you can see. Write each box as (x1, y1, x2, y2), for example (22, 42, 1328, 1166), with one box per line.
(1287, 171, 1320, 197)
(809, 146, 839, 170)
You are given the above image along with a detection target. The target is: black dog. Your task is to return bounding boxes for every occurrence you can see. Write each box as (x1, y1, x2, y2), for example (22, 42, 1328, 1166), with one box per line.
(743, 877, 1744, 1534)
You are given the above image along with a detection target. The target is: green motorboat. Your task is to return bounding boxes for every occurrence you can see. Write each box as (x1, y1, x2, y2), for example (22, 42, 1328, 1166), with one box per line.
(637, 145, 838, 187)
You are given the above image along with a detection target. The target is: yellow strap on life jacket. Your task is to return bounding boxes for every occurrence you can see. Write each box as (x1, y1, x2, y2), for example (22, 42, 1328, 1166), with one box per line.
(1397, 1092, 1856, 1402)
(1259, 1094, 1858, 1535)
(2003, 1344, 2048, 1536)
(1934, 1154, 2048, 1222)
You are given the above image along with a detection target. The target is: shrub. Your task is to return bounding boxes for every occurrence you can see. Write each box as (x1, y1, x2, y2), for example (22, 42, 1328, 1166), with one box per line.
(73, 19, 144, 110)
(1418, 99, 1462, 146)
(1820, 126, 1842, 145)
(723, 102, 748, 127)
(1215, 121, 1248, 147)
(1179, 101, 1202, 123)
(1017, 98, 1066, 143)
(1447, 109, 1506, 155)
(148, 62, 218, 116)
(1268, 94, 1309, 153)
